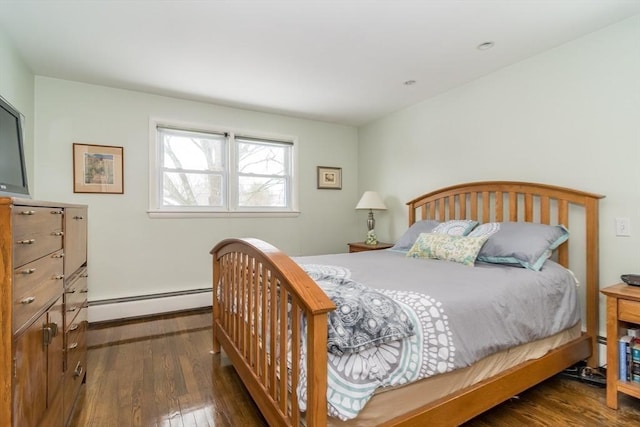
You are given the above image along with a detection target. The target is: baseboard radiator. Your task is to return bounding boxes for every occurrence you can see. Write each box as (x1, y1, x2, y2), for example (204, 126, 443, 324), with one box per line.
(88, 288, 212, 323)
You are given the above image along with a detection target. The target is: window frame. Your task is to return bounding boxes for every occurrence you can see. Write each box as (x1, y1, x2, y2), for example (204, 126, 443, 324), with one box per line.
(148, 119, 299, 218)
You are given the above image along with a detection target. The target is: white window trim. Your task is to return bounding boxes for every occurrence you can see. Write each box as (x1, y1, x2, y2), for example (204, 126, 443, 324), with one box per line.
(148, 118, 300, 218)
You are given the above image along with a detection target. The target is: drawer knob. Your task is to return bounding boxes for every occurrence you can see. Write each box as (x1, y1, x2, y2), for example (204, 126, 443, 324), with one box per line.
(20, 296, 35, 304)
(17, 239, 35, 245)
(20, 210, 36, 215)
(67, 306, 78, 312)
(69, 323, 79, 331)
(50, 210, 63, 215)
(54, 274, 65, 280)
(68, 342, 78, 350)
(52, 253, 64, 258)
(21, 268, 36, 275)
(51, 231, 64, 236)
(74, 216, 84, 220)
(73, 362, 83, 378)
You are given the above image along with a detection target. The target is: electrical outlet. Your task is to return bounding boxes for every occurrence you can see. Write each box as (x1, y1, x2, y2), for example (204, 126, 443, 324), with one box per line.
(615, 217, 631, 237)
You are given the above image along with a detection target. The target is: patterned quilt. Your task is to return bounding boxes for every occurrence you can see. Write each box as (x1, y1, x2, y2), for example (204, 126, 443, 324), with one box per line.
(296, 264, 456, 420)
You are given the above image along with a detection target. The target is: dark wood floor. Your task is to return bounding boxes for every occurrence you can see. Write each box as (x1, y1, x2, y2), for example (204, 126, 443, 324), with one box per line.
(70, 310, 640, 426)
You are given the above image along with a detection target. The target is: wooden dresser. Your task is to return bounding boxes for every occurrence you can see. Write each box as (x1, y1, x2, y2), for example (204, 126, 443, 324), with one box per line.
(0, 198, 88, 427)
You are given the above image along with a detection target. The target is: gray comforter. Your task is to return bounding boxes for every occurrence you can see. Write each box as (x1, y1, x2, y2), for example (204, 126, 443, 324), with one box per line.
(292, 250, 579, 420)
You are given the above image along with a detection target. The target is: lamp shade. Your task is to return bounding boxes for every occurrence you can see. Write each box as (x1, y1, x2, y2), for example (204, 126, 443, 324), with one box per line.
(355, 191, 387, 210)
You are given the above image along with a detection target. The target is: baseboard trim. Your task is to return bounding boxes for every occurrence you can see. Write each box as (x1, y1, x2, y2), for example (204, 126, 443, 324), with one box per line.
(88, 306, 212, 330)
(88, 288, 212, 323)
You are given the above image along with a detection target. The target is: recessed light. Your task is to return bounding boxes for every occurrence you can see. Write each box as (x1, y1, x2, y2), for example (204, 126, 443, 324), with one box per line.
(403, 80, 417, 86)
(477, 41, 495, 50)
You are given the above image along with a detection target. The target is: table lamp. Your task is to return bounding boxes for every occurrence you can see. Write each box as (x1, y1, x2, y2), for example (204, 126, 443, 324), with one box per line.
(355, 191, 387, 245)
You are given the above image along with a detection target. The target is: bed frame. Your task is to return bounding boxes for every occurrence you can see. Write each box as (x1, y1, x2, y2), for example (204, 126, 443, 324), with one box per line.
(210, 181, 604, 427)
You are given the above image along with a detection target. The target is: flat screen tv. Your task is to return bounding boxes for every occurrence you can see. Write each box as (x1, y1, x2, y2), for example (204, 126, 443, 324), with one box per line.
(0, 95, 30, 198)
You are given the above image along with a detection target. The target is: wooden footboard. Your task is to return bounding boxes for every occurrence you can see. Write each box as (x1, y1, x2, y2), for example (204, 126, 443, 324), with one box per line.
(210, 238, 335, 427)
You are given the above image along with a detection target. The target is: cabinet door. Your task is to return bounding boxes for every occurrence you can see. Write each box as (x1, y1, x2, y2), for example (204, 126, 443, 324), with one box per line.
(13, 313, 48, 427)
(47, 297, 64, 405)
(13, 297, 64, 427)
(63, 207, 88, 277)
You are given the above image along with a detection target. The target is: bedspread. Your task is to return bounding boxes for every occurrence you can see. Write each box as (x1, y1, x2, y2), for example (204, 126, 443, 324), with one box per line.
(292, 251, 580, 420)
(296, 264, 454, 420)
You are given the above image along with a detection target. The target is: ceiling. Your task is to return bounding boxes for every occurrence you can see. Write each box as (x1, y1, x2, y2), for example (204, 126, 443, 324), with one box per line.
(1, 1, 639, 126)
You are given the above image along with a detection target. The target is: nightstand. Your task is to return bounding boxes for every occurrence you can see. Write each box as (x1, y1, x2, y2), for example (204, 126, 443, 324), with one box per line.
(348, 242, 393, 253)
(601, 283, 640, 409)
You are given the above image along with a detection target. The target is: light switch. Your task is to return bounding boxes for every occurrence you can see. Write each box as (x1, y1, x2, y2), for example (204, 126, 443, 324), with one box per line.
(615, 217, 631, 237)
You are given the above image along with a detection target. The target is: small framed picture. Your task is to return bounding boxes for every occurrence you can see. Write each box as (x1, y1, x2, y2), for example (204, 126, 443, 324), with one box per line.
(317, 166, 342, 190)
(73, 143, 124, 194)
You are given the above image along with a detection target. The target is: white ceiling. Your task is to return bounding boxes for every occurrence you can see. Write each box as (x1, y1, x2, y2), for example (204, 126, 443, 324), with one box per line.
(1, 1, 639, 126)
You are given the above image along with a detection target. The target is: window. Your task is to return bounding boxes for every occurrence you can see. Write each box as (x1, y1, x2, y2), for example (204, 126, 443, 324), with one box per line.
(150, 122, 297, 216)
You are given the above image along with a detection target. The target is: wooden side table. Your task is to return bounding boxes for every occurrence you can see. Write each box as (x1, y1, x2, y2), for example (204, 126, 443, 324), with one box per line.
(601, 283, 640, 409)
(348, 242, 393, 253)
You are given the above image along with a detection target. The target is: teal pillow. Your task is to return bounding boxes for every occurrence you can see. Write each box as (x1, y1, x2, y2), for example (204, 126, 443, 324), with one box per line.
(468, 222, 569, 271)
(406, 233, 488, 266)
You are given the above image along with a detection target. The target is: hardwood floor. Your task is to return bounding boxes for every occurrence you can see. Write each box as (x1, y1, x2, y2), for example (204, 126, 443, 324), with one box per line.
(69, 310, 640, 426)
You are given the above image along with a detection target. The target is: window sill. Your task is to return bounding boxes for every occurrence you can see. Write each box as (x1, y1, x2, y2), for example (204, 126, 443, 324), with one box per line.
(147, 210, 301, 219)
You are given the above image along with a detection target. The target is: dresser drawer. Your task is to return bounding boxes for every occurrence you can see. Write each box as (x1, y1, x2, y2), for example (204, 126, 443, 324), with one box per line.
(66, 305, 87, 335)
(13, 251, 65, 333)
(13, 206, 64, 267)
(65, 312, 87, 378)
(64, 312, 86, 421)
(65, 269, 88, 325)
(65, 310, 87, 360)
(619, 299, 640, 324)
(65, 295, 87, 333)
(14, 249, 64, 297)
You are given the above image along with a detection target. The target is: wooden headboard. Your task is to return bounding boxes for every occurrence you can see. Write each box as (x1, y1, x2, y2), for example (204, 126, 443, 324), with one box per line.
(406, 180, 605, 366)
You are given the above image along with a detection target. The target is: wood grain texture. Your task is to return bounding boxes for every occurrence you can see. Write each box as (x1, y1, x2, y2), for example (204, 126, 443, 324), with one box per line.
(348, 242, 394, 252)
(72, 310, 266, 427)
(0, 203, 13, 427)
(13, 312, 48, 427)
(2, 198, 87, 427)
(211, 237, 335, 426)
(70, 311, 640, 427)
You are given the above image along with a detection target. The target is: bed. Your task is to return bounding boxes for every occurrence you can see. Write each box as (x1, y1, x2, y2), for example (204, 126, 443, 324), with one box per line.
(210, 181, 604, 426)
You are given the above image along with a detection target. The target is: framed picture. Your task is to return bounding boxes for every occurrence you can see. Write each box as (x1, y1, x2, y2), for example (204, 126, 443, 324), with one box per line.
(73, 143, 124, 194)
(317, 166, 342, 190)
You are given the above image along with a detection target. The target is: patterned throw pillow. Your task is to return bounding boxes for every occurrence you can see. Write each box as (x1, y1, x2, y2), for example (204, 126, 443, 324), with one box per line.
(431, 219, 478, 236)
(406, 233, 488, 266)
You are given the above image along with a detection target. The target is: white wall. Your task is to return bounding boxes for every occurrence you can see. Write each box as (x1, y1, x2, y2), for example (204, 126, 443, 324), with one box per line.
(0, 28, 34, 188)
(34, 78, 360, 311)
(11, 15, 640, 333)
(358, 16, 640, 341)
